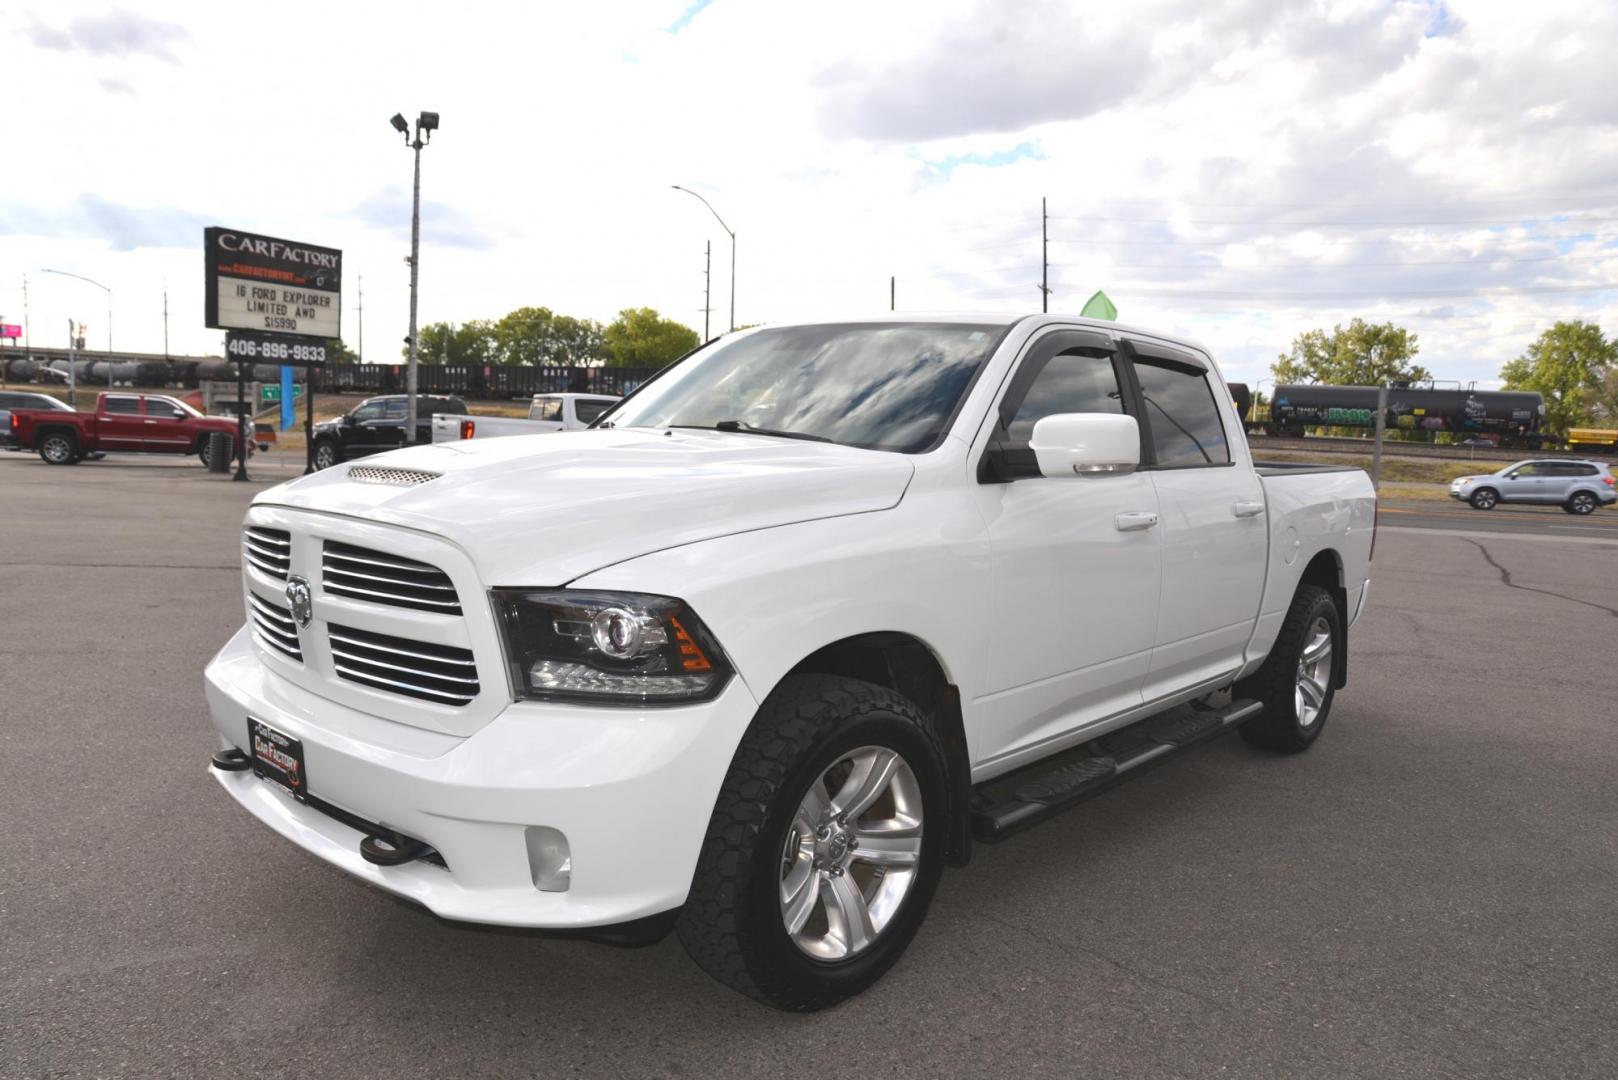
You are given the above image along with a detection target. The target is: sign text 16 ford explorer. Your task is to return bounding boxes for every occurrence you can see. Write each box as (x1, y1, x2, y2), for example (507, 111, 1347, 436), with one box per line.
(206, 315, 1375, 1010)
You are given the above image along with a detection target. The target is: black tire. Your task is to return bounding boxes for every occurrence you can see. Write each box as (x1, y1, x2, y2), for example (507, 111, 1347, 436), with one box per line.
(38, 431, 79, 465)
(1469, 487, 1498, 510)
(1235, 584, 1341, 754)
(1566, 491, 1598, 515)
(676, 674, 949, 1011)
(312, 440, 340, 470)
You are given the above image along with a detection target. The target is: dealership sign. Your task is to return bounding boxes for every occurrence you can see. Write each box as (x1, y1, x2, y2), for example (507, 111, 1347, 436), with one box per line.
(204, 227, 341, 339)
(0, 324, 21, 339)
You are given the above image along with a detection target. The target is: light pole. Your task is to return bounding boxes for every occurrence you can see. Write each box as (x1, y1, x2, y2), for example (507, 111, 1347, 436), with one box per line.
(391, 110, 438, 443)
(672, 185, 735, 332)
(41, 268, 112, 390)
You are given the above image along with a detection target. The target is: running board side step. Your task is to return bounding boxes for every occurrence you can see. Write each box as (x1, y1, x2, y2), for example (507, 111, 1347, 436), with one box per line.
(971, 698, 1263, 842)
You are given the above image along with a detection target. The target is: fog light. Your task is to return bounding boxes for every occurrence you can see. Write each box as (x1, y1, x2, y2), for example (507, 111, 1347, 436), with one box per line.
(524, 826, 571, 892)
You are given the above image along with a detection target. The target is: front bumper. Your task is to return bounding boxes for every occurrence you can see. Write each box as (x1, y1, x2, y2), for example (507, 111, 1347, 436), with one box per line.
(205, 626, 760, 928)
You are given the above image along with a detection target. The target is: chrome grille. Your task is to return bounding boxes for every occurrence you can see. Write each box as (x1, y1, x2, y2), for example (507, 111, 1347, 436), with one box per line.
(322, 541, 462, 614)
(249, 593, 303, 662)
(243, 527, 291, 580)
(328, 624, 478, 706)
(348, 465, 440, 487)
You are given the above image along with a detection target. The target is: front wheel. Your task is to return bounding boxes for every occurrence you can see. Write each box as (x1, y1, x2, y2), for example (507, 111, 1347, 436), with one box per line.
(1469, 487, 1498, 510)
(1236, 584, 1340, 754)
(1566, 492, 1598, 515)
(677, 674, 948, 1011)
(312, 440, 340, 470)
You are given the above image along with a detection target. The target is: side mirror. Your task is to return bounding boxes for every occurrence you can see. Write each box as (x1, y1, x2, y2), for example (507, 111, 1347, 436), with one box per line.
(1029, 413, 1140, 478)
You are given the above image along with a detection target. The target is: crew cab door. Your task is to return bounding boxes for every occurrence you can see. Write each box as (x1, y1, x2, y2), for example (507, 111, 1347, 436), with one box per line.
(142, 396, 192, 450)
(1122, 339, 1267, 699)
(972, 330, 1163, 767)
(349, 399, 405, 455)
(98, 395, 146, 450)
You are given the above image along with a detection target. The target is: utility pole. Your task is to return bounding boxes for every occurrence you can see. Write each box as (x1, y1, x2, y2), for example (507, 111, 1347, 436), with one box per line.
(1040, 196, 1051, 313)
(890, 275, 896, 311)
(672, 186, 736, 332)
(162, 285, 170, 364)
(1371, 384, 1389, 492)
(67, 319, 77, 407)
(702, 241, 712, 342)
(357, 274, 364, 362)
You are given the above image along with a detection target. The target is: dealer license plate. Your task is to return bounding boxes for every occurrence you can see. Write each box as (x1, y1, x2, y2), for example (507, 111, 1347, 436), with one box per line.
(248, 717, 308, 801)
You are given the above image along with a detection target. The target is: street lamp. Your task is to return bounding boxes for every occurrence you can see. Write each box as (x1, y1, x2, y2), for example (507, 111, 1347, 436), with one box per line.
(672, 185, 735, 333)
(40, 268, 112, 392)
(391, 110, 439, 443)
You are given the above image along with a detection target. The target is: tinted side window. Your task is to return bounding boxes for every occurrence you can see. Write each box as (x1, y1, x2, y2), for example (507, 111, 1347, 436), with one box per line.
(1133, 359, 1230, 467)
(104, 397, 140, 415)
(1006, 349, 1123, 443)
(532, 399, 563, 422)
(351, 402, 385, 422)
(146, 399, 183, 418)
(382, 399, 407, 420)
(573, 400, 613, 424)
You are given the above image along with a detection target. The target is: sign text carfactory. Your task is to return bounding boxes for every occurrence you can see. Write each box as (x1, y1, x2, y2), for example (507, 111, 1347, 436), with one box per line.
(204, 227, 342, 339)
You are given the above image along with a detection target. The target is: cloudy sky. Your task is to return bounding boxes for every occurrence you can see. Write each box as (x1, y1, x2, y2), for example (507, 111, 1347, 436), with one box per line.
(2, 0, 1616, 388)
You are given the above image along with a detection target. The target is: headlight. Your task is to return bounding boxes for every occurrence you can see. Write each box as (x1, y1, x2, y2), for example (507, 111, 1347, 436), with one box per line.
(490, 589, 732, 705)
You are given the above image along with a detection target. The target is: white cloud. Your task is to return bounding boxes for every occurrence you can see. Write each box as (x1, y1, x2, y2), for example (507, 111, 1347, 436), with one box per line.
(0, 0, 1614, 387)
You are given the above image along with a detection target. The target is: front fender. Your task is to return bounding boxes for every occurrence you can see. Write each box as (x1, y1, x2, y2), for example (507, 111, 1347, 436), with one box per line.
(568, 498, 993, 761)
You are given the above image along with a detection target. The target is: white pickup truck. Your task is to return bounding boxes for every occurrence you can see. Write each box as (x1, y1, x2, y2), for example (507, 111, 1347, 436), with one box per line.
(429, 392, 618, 443)
(206, 315, 1375, 1011)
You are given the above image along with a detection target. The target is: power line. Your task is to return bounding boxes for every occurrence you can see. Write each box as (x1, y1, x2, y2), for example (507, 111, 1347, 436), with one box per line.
(1032, 252, 1618, 271)
(956, 281, 1618, 302)
(966, 229, 1618, 251)
(1046, 213, 1618, 228)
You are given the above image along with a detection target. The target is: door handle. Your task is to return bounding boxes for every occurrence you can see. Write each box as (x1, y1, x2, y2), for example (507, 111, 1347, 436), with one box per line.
(1115, 511, 1158, 531)
(1232, 500, 1266, 518)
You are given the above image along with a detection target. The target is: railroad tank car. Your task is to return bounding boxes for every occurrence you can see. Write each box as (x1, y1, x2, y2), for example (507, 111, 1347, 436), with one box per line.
(1268, 384, 1545, 447)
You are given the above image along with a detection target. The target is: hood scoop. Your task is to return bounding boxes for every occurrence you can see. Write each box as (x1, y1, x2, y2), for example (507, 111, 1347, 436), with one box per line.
(347, 465, 441, 487)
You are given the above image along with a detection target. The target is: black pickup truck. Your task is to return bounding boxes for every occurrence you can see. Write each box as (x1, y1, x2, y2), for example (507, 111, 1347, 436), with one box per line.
(310, 395, 467, 470)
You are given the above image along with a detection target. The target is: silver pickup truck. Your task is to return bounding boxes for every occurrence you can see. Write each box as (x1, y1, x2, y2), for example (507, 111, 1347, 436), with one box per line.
(430, 392, 619, 443)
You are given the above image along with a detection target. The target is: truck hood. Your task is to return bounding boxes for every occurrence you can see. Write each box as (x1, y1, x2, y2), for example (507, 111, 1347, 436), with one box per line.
(257, 428, 915, 584)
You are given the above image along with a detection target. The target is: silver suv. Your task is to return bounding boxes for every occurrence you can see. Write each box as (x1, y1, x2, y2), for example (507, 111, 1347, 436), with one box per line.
(1450, 459, 1616, 514)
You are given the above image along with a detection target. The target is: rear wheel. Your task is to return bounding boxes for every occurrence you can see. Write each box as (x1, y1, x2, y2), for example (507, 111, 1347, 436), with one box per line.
(1469, 487, 1498, 510)
(38, 431, 78, 465)
(1566, 491, 1598, 515)
(677, 674, 947, 1011)
(1236, 585, 1340, 754)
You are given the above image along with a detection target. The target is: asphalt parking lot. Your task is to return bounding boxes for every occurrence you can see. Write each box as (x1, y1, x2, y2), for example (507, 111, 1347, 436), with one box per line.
(3, 452, 1616, 1078)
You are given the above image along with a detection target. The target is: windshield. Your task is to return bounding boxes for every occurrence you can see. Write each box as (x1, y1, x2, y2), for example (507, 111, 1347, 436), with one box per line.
(602, 321, 1009, 453)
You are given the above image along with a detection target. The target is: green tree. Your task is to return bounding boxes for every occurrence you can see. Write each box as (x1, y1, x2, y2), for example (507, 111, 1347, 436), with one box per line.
(604, 308, 700, 367)
(1499, 320, 1617, 439)
(412, 320, 497, 366)
(1272, 319, 1429, 386)
(492, 307, 607, 366)
(325, 337, 359, 364)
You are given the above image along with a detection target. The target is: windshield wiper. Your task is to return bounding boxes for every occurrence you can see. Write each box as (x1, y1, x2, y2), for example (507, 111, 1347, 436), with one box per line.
(711, 420, 834, 443)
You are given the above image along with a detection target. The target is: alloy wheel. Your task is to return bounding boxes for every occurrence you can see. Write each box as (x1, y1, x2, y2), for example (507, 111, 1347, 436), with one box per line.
(42, 435, 73, 463)
(778, 745, 924, 961)
(1295, 617, 1332, 728)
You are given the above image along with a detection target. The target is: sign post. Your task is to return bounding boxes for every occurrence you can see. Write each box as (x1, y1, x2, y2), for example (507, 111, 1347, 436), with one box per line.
(224, 330, 331, 475)
(205, 228, 342, 480)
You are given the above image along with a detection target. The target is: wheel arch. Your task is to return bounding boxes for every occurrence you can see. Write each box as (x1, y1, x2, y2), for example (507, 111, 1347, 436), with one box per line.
(774, 632, 973, 867)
